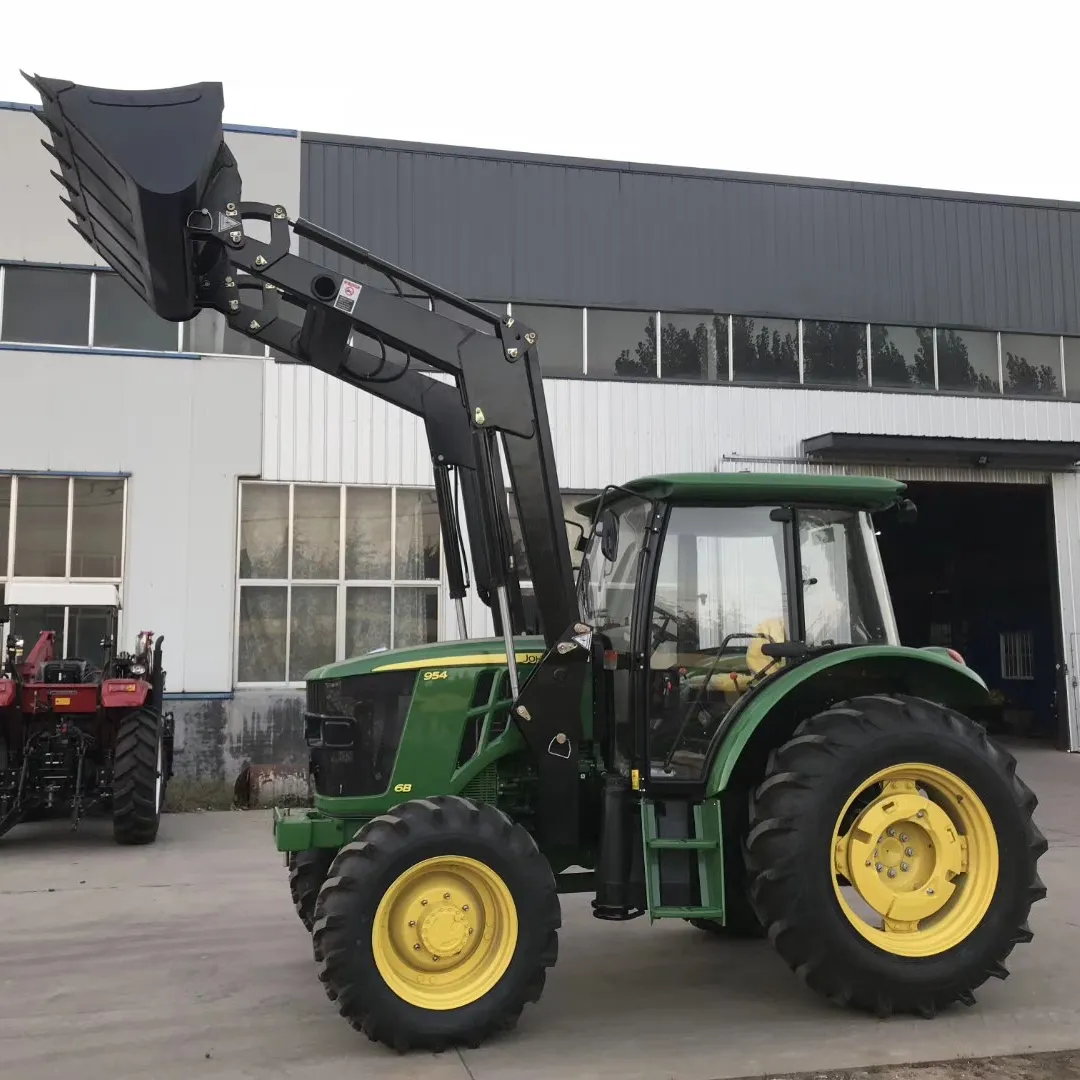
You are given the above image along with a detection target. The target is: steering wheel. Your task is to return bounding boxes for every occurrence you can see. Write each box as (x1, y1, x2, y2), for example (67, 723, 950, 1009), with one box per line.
(650, 603, 681, 648)
(745, 617, 789, 675)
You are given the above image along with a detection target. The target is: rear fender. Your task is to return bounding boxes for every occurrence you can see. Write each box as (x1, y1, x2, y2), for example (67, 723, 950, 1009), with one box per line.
(0, 680, 14, 709)
(101, 679, 151, 709)
(705, 646, 990, 798)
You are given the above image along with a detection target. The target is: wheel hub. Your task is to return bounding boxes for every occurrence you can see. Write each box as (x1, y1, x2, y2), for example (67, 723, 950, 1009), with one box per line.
(831, 763, 997, 957)
(373, 855, 518, 1010)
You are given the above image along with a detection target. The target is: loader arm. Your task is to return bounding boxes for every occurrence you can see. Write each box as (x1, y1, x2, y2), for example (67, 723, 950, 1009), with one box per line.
(27, 73, 591, 849)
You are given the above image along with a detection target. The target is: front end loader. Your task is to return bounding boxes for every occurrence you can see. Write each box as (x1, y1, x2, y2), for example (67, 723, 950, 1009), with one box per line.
(26, 72, 1048, 1054)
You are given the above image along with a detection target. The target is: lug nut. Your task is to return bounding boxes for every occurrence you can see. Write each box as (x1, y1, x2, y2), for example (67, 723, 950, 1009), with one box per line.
(927, 888, 935, 896)
(888, 868, 897, 878)
(408, 920, 416, 927)
(413, 943, 421, 951)
(905, 847, 914, 857)
(899, 833, 908, 842)
(432, 955, 440, 961)
(887, 828, 896, 837)
(444, 892, 451, 900)
(420, 899, 428, 906)
(462, 904, 469, 912)
(865, 860, 872, 867)
(917, 810, 926, 818)
(900, 862, 909, 872)
(875, 863, 884, 872)
(468, 928, 474, 935)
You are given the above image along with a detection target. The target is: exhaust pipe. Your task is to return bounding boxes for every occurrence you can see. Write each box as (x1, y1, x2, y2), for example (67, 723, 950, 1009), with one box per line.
(23, 72, 232, 322)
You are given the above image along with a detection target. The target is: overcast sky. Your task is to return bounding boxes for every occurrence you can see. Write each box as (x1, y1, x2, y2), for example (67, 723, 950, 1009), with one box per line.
(2, 0, 1077, 202)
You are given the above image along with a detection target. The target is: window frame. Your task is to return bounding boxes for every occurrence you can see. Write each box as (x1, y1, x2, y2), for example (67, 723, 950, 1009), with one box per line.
(0, 472, 128, 658)
(233, 479, 445, 688)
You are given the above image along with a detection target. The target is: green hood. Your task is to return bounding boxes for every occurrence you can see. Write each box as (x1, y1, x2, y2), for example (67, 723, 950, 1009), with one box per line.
(304, 634, 548, 681)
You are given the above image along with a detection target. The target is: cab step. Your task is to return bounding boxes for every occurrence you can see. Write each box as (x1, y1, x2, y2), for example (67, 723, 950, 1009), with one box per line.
(641, 798, 726, 923)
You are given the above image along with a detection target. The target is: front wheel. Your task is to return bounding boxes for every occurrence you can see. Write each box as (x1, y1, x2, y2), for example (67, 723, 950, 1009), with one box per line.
(745, 693, 1048, 1017)
(112, 707, 165, 846)
(312, 795, 561, 1052)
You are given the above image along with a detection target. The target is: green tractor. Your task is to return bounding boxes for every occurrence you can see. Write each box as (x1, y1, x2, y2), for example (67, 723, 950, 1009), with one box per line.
(29, 73, 1047, 1055)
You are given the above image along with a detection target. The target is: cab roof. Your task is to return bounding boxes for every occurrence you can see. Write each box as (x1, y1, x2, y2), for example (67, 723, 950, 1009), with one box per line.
(575, 472, 906, 518)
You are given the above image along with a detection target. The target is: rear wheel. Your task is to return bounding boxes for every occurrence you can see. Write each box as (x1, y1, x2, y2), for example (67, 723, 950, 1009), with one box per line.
(112, 707, 165, 845)
(313, 795, 560, 1052)
(745, 693, 1047, 1017)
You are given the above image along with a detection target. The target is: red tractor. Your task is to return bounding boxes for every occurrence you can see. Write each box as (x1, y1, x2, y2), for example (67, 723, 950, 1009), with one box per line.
(0, 582, 174, 843)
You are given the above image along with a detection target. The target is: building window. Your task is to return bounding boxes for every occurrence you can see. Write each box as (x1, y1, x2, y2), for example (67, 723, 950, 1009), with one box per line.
(0, 474, 127, 666)
(802, 320, 868, 389)
(659, 313, 729, 381)
(235, 481, 442, 685)
(936, 328, 1000, 394)
(1000, 629, 1035, 680)
(93, 273, 178, 352)
(586, 309, 657, 379)
(868, 325, 935, 390)
(1001, 333, 1062, 397)
(1, 266, 91, 346)
(731, 316, 799, 384)
(508, 304, 584, 377)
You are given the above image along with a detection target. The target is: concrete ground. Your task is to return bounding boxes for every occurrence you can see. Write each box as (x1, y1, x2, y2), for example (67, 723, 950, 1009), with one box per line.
(0, 743, 1076, 1080)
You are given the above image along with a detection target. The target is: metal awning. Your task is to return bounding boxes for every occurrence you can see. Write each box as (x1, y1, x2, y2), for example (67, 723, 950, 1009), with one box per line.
(802, 432, 1080, 471)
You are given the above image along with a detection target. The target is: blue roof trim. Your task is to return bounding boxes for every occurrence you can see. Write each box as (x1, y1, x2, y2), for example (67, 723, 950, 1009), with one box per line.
(1, 98, 295, 136)
(0, 342, 201, 360)
(0, 468, 131, 478)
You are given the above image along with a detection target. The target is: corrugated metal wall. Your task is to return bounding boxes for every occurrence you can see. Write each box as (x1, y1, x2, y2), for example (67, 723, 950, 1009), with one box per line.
(300, 136, 1080, 335)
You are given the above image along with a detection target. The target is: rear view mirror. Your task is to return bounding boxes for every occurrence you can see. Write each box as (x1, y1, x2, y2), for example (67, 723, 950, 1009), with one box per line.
(896, 498, 918, 524)
(599, 509, 619, 563)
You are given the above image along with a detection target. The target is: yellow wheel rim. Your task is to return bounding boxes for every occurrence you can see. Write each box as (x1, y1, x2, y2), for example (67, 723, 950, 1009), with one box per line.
(830, 762, 999, 958)
(372, 855, 518, 1010)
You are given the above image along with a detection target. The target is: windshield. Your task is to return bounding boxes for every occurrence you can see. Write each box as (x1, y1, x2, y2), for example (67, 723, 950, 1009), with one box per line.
(798, 508, 899, 646)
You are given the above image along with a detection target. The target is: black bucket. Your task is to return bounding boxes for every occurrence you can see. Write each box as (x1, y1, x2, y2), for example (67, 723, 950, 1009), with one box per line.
(25, 74, 230, 323)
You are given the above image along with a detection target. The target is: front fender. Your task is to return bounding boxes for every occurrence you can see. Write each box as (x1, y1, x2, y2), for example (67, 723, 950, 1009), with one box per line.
(705, 646, 990, 797)
(101, 678, 151, 709)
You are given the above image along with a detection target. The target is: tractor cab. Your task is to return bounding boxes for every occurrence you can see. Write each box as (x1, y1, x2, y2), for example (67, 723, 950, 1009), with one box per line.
(575, 473, 909, 785)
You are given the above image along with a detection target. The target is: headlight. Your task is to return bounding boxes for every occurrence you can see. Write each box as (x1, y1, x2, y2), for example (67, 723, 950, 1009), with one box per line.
(130, 663, 147, 676)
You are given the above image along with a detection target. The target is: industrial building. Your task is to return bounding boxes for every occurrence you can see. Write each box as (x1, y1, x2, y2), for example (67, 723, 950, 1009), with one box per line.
(1, 97, 1078, 785)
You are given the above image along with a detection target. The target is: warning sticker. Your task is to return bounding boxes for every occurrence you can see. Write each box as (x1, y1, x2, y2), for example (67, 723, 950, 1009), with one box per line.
(217, 211, 241, 233)
(334, 278, 363, 314)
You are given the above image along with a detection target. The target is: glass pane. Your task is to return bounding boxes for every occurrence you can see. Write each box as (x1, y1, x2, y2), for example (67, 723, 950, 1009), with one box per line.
(869, 325, 935, 390)
(587, 309, 656, 379)
(732, 316, 799, 384)
(14, 476, 68, 577)
(237, 585, 287, 681)
(68, 606, 113, 668)
(0, 476, 9, 575)
(395, 489, 440, 580)
(1, 267, 91, 346)
(292, 485, 340, 580)
(70, 478, 124, 578)
(8, 605, 65, 655)
(1065, 338, 1080, 401)
(647, 506, 790, 782)
(660, 314, 728, 381)
(345, 487, 392, 579)
(562, 491, 597, 571)
(1001, 333, 1062, 397)
(289, 585, 338, 680)
(798, 510, 898, 647)
(937, 328, 1000, 394)
(238, 484, 289, 579)
(509, 305, 582, 377)
(182, 309, 265, 357)
(393, 586, 439, 648)
(93, 273, 178, 351)
(802, 320, 868, 389)
(345, 586, 392, 656)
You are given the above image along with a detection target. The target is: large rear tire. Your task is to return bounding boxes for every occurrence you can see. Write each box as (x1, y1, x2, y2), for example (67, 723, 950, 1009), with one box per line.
(112, 707, 165, 846)
(745, 693, 1047, 1017)
(313, 795, 560, 1052)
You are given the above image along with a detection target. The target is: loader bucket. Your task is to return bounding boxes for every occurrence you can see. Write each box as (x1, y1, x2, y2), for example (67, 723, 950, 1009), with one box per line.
(24, 73, 230, 322)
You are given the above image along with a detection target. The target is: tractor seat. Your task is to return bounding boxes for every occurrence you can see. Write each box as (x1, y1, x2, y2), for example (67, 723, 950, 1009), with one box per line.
(39, 658, 94, 685)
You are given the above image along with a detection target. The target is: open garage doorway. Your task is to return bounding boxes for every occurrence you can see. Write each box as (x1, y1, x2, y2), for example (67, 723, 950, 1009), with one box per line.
(875, 481, 1065, 748)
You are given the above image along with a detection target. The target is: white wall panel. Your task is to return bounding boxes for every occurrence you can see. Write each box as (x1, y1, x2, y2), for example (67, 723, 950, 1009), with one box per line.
(0, 107, 301, 266)
(1052, 472, 1080, 750)
(0, 349, 264, 694)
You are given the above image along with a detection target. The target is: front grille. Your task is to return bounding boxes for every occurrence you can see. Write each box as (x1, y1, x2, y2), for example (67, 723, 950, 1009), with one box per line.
(306, 670, 416, 798)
